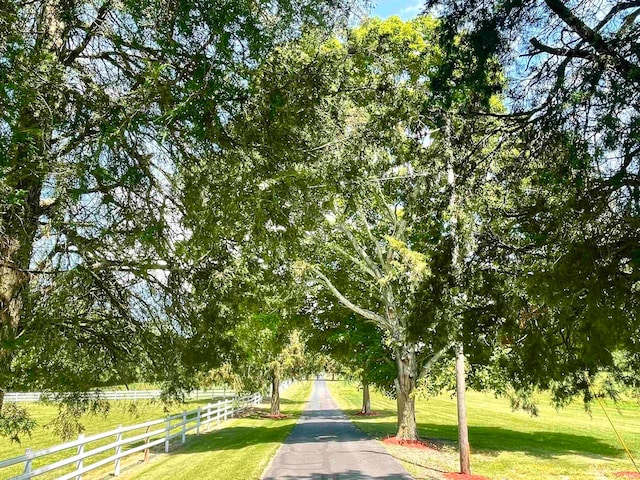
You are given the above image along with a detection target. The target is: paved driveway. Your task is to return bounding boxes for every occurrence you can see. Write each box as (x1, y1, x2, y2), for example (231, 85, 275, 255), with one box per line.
(262, 379, 412, 480)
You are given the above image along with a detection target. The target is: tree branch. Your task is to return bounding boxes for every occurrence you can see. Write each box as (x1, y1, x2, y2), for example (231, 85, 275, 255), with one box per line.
(335, 223, 383, 279)
(357, 208, 386, 267)
(595, 1, 640, 32)
(312, 267, 388, 327)
(327, 242, 379, 280)
(418, 343, 452, 380)
(63, 1, 112, 66)
(544, 0, 639, 82)
(529, 38, 593, 60)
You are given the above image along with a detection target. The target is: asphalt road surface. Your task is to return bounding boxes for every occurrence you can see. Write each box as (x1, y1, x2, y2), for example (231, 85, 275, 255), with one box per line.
(262, 379, 413, 480)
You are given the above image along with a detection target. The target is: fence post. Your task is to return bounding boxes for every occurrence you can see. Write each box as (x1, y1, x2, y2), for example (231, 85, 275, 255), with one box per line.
(217, 401, 221, 426)
(196, 407, 201, 435)
(165, 416, 171, 453)
(144, 425, 151, 463)
(114, 425, 123, 476)
(181, 412, 187, 444)
(75, 434, 85, 480)
(23, 448, 32, 475)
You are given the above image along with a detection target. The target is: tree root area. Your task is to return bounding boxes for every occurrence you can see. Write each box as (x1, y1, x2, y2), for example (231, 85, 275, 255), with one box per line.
(443, 473, 490, 480)
(354, 411, 379, 416)
(381, 436, 437, 450)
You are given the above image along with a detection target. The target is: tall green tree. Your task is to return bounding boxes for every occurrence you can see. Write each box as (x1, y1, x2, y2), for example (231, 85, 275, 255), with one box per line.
(0, 0, 360, 437)
(235, 314, 307, 415)
(181, 14, 508, 449)
(306, 310, 396, 415)
(296, 185, 452, 440)
(427, 0, 640, 402)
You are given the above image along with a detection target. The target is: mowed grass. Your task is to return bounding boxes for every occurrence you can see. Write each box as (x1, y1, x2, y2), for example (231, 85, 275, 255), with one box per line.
(116, 381, 311, 480)
(327, 380, 640, 480)
(0, 396, 250, 479)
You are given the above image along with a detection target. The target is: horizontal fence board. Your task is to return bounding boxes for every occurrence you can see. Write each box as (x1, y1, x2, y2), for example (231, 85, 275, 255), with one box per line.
(4, 389, 235, 403)
(1, 391, 265, 479)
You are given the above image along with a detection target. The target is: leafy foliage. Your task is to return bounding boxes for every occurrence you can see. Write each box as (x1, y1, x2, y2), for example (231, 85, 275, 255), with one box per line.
(0, 0, 361, 440)
(425, 0, 640, 403)
(0, 403, 36, 443)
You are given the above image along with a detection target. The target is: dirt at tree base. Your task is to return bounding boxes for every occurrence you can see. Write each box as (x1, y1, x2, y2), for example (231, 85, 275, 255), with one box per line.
(443, 473, 490, 480)
(381, 436, 438, 450)
(615, 472, 640, 478)
(354, 411, 379, 416)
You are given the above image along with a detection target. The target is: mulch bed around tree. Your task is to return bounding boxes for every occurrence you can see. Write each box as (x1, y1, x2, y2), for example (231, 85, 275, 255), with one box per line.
(262, 413, 289, 420)
(354, 411, 379, 416)
(381, 436, 438, 451)
(614, 472, 640, 478)
(443, 473, 490, 480)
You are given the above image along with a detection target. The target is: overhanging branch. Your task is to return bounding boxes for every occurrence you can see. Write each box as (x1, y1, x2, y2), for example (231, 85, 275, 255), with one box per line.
(312, 266, 388, 328)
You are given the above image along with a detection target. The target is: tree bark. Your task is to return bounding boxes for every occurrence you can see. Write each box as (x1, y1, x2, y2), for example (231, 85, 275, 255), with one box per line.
(361, 381, 371, 414)
(445, 120, 472, 474)
(395, 378, 404, 426)
(456, 344, 471, 475)
(395, 347, 419, 440)
(1, 106, 47, 397)
(270, 374, 281, 415)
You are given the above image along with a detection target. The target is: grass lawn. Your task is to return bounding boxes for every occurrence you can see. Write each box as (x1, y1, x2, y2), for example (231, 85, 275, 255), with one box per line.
(114, 381, 311, 480)
(327, 380, 640, 480)
(0, 395, 259, 479)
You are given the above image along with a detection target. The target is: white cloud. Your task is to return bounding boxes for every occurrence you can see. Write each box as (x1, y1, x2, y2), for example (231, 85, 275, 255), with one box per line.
(398, 0, 424, 18)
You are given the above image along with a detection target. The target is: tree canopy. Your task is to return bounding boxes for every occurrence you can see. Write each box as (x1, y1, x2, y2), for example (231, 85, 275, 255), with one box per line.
(0, 0, 360, 437)
(1, 0, 638, 464)
(427, 0, 640, 403)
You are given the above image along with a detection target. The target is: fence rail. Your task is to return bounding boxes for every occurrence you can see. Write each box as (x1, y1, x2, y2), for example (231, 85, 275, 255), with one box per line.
(0, 393, 261, 480)
(4, 389, 235, 403)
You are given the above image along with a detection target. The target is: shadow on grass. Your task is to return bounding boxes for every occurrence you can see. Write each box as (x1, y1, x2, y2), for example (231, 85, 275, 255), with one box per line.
(168, 424, 297, 454)
(166, 412, 378, 454)
(346, 413, 623, 459)
(166, 408, 619, 460)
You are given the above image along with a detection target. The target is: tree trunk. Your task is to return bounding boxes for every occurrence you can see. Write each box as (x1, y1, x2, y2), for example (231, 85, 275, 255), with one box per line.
(395, 378, 404, 426)
(0, 388, 4, 413)
(445, 121, 471, 474)
(456, 344, 471, 474)
(361, 382, 371, 414)
(395, 347, 419, 440)
(1, 200, 39, 401)
(270, 374, 281, 415)
(1, 109, 47, 397)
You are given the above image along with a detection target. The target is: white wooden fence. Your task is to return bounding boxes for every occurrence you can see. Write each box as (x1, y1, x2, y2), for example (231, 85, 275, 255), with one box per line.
(0, 393, 260, 480)
(4, 389, 234, 403)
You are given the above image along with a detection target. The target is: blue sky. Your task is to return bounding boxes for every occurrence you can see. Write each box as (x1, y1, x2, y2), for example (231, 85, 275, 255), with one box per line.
(369, 0, 425, 19)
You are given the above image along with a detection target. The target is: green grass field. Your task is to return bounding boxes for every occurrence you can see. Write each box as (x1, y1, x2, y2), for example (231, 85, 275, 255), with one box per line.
(0, 396, 245, 479)
(327, 380, 640, 480)
(117, 381, 311, 480)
